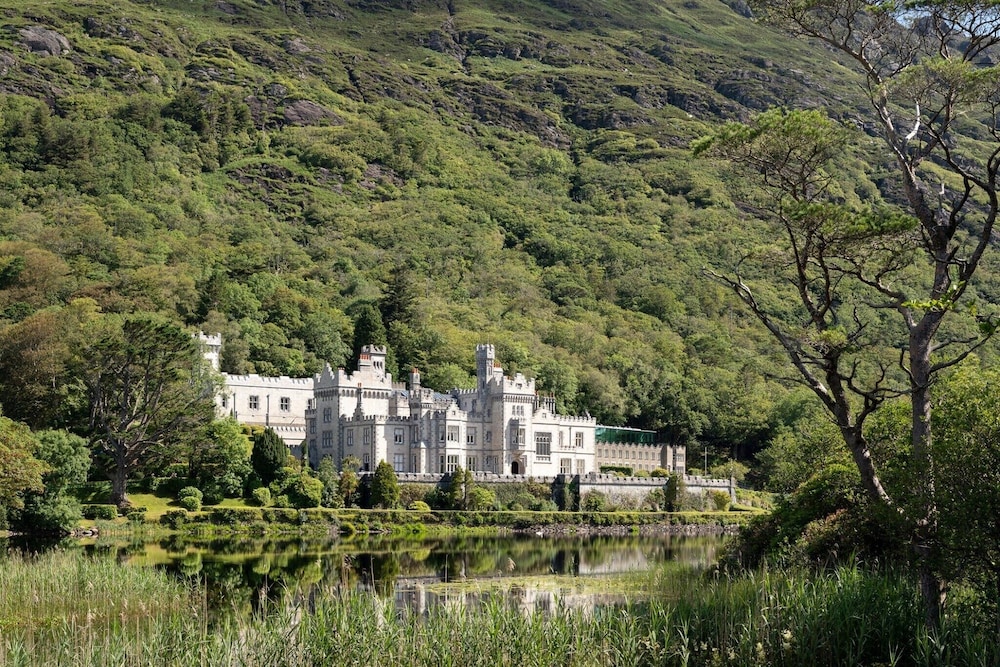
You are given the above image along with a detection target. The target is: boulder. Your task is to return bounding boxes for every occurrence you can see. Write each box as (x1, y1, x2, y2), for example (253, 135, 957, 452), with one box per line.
(19, 26, 71, 56)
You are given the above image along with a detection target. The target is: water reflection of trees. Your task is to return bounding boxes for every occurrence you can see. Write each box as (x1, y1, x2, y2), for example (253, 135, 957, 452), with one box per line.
(67, 534, 721, 619)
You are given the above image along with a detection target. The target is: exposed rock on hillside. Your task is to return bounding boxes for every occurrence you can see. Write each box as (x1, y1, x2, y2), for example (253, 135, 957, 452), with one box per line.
(19, 26, 71, 56)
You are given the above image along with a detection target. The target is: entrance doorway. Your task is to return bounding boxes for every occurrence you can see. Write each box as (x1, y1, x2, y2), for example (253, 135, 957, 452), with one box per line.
(511, 460, 521, 475)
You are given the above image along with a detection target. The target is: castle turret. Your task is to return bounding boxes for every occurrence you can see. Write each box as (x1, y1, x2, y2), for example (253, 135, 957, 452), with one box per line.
(363, 345, 388, 380)
(476, 344, 503, 389)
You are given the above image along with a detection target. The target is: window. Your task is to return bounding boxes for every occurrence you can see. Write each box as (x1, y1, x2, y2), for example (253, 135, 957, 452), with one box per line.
(220, 395, 228, 409)
(308, 438, 315, 453)
(410, 425, 418, 443)
(394, 428, 404, 445)
(362, 453, 370, 471)
(363, 429, 371, 445)
(446, 455, 459, 472)
(439, 455, 446, 473)
(323, 407, 332, 423)
(447, 426, 459, 442)
(439, 429, 445, 443)
(535, 432, 552, 459)
(485, 431, 492, 444)
(346, 430, 354, 446)
(393, 453, 405, 473)
(485, 455, 497, 473)
(575, 432, 584, 449)
(576, 459, 586, 475)
(279, 396, 290, 412)
(411, 454, 418, 472)
(248, 395, 259, 410)
(514, 428, 526, 447)
(560, 458, 572, 474)
(321, 431, 332, 449)
(467, 456, 477, 471)
(467, 428, 476, 446)
(309, 419, 316, 434)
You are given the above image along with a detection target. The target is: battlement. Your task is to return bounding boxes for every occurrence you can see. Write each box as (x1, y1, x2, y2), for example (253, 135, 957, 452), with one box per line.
(222, 373, 315, 388)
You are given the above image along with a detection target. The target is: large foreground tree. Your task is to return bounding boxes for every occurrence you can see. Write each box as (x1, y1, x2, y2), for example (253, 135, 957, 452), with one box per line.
(698, 0, 1000, 627)
(78, 316, 216, 507)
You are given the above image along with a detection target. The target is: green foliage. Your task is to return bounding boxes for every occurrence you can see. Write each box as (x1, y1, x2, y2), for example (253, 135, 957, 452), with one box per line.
(178, 496, 201, 512)
(190, 418, 252, 502)
(251, 428, 288, 486)
(581, 490, 609, 512)
(0, 415, 46, 514)
(338, 456, 361, 507)
(251, 486, 271, 507)
(369, 460, 400, 509)
(709, 459, 748, 484)
(76, 314, 216, 507)
(12, 429, 90, 533)
(82, 504, 117, 520)
(315, 456, 343, 508)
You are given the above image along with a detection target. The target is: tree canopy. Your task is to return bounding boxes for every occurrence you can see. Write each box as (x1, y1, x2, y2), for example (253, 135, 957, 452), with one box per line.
(703, 0, 1000, 626)
(78, 315, 217, 506)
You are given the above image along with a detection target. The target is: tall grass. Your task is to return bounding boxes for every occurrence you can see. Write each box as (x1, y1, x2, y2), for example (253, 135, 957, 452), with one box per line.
(0, 550, 994, 666)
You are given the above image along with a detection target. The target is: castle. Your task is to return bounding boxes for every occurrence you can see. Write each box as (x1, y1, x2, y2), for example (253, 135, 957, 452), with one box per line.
(201, 334, 685, 477)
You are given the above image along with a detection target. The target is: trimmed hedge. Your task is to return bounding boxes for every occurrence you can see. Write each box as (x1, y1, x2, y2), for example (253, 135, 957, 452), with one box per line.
(82, 505, 118, 520)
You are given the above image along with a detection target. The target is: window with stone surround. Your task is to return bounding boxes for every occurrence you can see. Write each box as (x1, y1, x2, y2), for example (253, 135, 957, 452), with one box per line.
(535, 432, 552, 460)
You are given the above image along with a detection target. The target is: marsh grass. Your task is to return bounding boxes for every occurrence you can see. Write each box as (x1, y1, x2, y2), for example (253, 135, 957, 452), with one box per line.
(0, 551, 994, 666)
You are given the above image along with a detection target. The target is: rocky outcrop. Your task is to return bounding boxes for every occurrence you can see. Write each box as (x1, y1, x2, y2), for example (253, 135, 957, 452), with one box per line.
(19, 26, 71, 56)
(283, 99, 343, 126)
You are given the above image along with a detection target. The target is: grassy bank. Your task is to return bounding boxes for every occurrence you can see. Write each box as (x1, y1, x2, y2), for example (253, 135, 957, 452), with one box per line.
(1, 549, 992, 666)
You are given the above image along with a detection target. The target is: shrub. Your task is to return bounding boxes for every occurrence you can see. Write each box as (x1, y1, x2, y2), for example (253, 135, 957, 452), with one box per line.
(160, 509, 188, 529)
(581, 491, 608, 512)
(251, 486, 271, 507)
(178, 496, 201, 512)
(82, 505, 118, 520)
(210, 507, 263, 525)
(709, 490, 731, 511)
(408, 500, 431, 512)
(126, 510, 146, 523)
(399, 483, 434, 507)
(467, 486, 497, 511)
(531, 499, 558, 512)
(201, 486, 225, 506)
(651, 468, 670, 478)
(177, 486, 203, 502)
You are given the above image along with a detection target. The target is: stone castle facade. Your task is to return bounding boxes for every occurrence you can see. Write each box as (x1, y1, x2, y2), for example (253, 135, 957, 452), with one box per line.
(201, 334, 685, 477)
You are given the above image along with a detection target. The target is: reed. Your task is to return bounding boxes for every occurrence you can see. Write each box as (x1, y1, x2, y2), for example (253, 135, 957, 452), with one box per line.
(0, 551, 993, 666)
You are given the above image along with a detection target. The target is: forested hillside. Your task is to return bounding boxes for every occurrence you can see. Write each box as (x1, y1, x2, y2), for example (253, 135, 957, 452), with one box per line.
(1, 0, 996, 462)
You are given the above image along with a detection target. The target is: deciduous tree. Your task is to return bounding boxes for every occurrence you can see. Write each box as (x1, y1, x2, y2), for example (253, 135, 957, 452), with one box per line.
(0, 415, 47, 522)
(698, 0, 1000, 626)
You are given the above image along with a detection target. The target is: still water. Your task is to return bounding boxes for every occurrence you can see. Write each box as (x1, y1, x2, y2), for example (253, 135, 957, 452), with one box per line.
(92, 533, 725, 617)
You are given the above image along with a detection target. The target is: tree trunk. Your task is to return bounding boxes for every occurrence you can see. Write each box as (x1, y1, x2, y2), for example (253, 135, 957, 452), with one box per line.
(911, 325, 943, 629)
(110, 450, 129, 508)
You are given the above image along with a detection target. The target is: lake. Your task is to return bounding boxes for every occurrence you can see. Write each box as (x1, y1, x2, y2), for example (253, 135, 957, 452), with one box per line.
(57, 532, 725, 618)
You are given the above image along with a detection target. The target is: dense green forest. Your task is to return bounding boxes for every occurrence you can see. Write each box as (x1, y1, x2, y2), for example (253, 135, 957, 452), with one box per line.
(0, 0, 998, 467)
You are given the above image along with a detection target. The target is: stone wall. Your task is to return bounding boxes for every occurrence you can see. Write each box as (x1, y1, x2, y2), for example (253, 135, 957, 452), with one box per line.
(378, 471, 735, 505)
